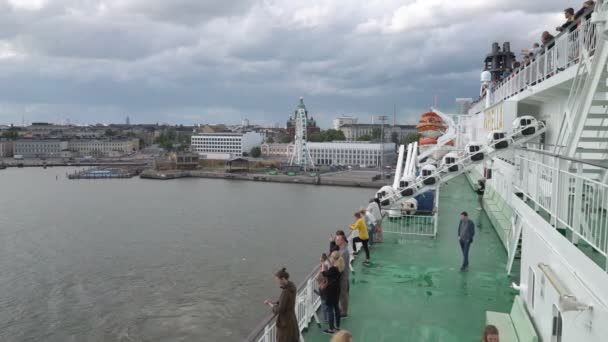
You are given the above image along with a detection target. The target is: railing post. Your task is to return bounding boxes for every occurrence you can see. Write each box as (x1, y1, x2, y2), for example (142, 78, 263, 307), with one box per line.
(572, 163, 584, 245)
(533, 160, 540, 212)
(434, 186, 440, 237)
(304, 279, 313, 330)
(264, 325, 271, 342)
(550, 156, 560, 227)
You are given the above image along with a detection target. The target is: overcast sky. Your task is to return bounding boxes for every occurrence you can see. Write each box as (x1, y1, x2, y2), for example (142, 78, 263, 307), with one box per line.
(0, 0, 576, 127)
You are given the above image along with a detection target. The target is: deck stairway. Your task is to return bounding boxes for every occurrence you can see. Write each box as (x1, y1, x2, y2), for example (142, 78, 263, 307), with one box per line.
(556, 4, 608, 182)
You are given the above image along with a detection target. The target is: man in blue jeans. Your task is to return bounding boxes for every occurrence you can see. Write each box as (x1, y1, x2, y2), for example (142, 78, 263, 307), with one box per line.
(458, 211, 475, 271)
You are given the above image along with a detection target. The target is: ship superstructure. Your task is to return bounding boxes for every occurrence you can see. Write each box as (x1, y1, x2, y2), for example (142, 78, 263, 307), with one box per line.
(247, 3, 608, 341)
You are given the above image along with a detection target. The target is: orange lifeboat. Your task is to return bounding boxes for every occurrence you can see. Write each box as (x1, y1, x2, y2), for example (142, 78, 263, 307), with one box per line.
(416, 111, 447, 138)
(419, 137, 438, 145)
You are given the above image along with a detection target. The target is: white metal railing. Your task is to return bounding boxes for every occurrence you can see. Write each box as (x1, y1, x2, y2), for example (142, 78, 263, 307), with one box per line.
(514, 149, 608, 259)
(486, 15, 598, 107)
(383, 210, 437, 237)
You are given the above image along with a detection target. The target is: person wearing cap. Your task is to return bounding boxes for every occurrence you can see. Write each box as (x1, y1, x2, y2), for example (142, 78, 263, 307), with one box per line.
(350, 211, 370, 265)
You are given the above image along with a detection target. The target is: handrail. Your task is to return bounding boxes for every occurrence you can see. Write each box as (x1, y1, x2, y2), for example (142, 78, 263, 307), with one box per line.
(517, 146, 608, 170)
(473, 13, 598, 110)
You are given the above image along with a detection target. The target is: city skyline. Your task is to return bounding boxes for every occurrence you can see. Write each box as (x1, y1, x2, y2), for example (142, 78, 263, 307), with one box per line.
(1, 1, 566, 126)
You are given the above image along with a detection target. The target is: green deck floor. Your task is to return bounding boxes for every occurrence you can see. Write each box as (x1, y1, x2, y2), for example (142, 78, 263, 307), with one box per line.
(304, 176, 517, 342)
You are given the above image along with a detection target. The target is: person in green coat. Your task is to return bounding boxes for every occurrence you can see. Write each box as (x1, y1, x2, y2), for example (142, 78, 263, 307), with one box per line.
(264, 267, 300, 342)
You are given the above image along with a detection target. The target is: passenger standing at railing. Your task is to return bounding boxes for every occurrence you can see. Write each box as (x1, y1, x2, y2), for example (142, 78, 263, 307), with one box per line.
(575, 1, 595, 21)
(556, 8, 576, 32)
(329, 230, 346, 254)
(361, 208, 376, 247)
(541, 31, 555, 50)
(264, 268, 299, 342)
(367, 198, 384, 243)
(320, 252, 343, 335)
(475, 179, 486, 210)
(335, 234, 350, 318)
(350, 212, 370, 265)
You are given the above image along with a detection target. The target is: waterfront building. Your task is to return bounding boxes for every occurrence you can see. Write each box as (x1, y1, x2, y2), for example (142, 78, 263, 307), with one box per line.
(14, 139, 69, 158)
(13, 138, 140, 158)
(309, 141, 395, 166)
(339, 123, 416, 142)
(0, 140, 14, 157)
(260, 143, 295, 158)
(332, 115, 358, 130)
(68, 139, 140, 157)
(169, 152, 200, 170)
(261, 141, 395, 167)
(191, 132, 264, 160)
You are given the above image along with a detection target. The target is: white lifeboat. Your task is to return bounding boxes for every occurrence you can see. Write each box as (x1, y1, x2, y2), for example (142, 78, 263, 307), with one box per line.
(441, 152, 460, 172)
(487, 130, 509, 149)
(402, 198, 418, 215)
(465, 142, 485, 162)
(376, 185, 398, 207)
(399, 175, 416, 197)
(420, 164, 437, 185)
(513, 116, 540, 136)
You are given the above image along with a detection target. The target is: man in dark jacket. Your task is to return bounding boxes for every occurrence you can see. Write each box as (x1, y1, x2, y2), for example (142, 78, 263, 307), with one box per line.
(458, 212, 475, 271)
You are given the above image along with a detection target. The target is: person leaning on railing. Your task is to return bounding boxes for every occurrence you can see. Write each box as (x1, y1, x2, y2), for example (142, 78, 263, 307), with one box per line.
(541, 31, 555, 50)
(334, 234, 350, 318)
(263, 268, 299, 342)
(575, 1, 596, 21)
(350, 211, 370, 265)
(556, 8, 576, 33)
(319, 252, 344, 335)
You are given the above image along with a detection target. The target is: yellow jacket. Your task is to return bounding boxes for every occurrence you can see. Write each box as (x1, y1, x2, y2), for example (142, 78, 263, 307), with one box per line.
(350, 218, 369, 240)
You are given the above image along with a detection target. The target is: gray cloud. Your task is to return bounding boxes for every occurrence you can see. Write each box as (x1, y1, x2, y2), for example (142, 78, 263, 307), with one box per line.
(0, 0, 576, 126)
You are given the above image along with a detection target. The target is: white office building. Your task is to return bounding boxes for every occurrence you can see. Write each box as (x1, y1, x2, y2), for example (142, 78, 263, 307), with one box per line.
(332, 116, 358, 130)
(261, 141, 395, 167)
(309, 142, 395, 166)
(191, 132, 264, 160)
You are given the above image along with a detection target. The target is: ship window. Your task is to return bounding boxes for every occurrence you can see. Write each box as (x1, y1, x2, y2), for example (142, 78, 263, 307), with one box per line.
(540, 275, 545, 299)
(551, 305, 562, 342)
(528, 267, 535, 310)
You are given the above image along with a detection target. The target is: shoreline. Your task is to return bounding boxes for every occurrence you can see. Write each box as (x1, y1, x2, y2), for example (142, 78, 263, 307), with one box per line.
(140, 169, 386, 189)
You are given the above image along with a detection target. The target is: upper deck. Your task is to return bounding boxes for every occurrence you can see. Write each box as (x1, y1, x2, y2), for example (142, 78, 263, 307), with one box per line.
(302, 175, 515, 341)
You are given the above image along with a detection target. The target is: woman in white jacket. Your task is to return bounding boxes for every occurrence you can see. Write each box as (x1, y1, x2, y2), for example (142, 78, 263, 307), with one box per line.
(367, 198, 384, 243)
